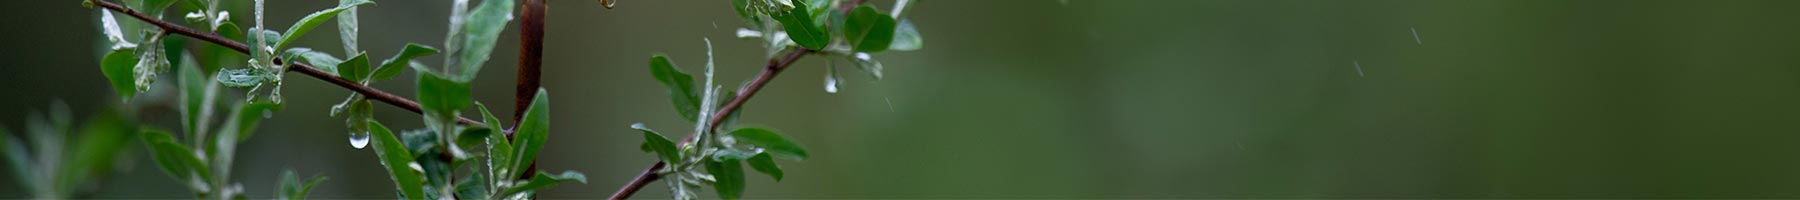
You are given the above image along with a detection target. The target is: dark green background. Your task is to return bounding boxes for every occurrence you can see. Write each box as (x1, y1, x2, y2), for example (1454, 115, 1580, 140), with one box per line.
(4, 0, 1800, 198)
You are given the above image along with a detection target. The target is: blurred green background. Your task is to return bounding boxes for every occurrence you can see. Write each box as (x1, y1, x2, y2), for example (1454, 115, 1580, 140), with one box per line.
(6, 0, 1800, 198)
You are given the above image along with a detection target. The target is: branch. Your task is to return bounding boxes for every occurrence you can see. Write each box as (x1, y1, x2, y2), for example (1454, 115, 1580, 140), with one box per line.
(608, 49, 813, 200)
(514, 0, 549, 181)
(90, 0, 483, 126)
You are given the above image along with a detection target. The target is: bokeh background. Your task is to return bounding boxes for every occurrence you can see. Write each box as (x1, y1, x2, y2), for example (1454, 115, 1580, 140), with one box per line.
(6, 0, 1800, 198)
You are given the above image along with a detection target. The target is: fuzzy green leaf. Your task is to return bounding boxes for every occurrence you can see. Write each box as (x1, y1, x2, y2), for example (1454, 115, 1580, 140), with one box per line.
(475, 103, 513, 180)
(845, 5, 897, 53)
(101, 49, 139, 99)
(276, 0, 375, 50)
(706, 158, 746, 200)
(216, 68, 271, 88)
(747, 153, 783, 181)
(376, 44, 438, 81)
(367, 121, 426, 200)
(729, 127, 808, 160)
(285, 48, 344, 74)
(648, 55, 701, 121)
(632, 123, 679, 162)
(889, 19, 923, 51)
(337, 0, 363, 54)
(455, 0, 515, 80)
(455, 125, 490, 150)
(277, 169, 328, 200)
(773, 0, 829, 50)
(416, 72, 472, 116)
(139, 129, 212, 184)
(453, 172, 486, 199)
(177, 54, 213, 136)
(509, 88, 550, 177)
(500, 171, 587, 197)
(336, 53, 371, 83)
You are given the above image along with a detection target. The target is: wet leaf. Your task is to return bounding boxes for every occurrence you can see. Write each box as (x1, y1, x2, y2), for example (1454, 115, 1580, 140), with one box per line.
(101, 49, 139, 99)
(772, 0, 828, 50)
(729, 127, 808, 160)
(366, 121, 426, 200)
(747, 153, 783, 181)
(648, 55, 700, 121)
(276, 0, 374, 50)
(706, 158, 745, 200)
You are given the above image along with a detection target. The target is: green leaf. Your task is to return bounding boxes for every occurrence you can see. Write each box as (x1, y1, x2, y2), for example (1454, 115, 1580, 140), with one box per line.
(280, 48, 338, 73)
(233, 101, 282, 142)
(247, 27, 282, 54)
(747, 153, 783, 181)
(367, 121, 426, 200)
(337, 0, 363, 54)
(475, 103, 513, 180)
(509, 88, 550, 176)
(276, 0, 375, 50)
(139, 129, 212, 184)
(773, 0, 829, 50)
(336, 53, 371, 83)
(216, 68, 272, 88)
(416, 72, 472, 116)
(889, 19, 923, 51)
(845, 5, 897, 53)
(453, 172, 486, 199)
(632, 123, 679, 162)
(706, 158, 746, 200)
(648, 55, 700, 121)
(729, 127, 808, 159)
(136, 0, 179, 17)
(277, 169, 328, 200)
(500, 171, 588, 197)
(177, 53, 213, 145)
(376, 44, 438, 81)
(101, 49, 139, 99)
(455, 0, 515, 80)
(456, 125, 490, 150)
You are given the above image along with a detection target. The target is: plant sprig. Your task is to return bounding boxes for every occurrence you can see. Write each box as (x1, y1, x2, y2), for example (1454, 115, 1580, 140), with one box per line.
(622, 0, 924, 199)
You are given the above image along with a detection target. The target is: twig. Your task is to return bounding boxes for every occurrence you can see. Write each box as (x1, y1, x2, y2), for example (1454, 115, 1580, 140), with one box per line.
(608, 49, 813, 200)
(514, 0, 549, 181)
(89, 0, 483, 126)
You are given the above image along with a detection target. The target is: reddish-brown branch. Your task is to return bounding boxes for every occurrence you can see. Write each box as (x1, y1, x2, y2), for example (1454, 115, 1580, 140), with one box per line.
(515, 0, 549, 181)
(89, 0, 482, 126)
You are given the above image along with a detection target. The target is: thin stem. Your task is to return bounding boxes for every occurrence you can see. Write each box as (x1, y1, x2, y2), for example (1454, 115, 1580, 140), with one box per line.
(608, 49, 813, 200)
(89, 0, 483, 126)
(514, 0, 550, 181)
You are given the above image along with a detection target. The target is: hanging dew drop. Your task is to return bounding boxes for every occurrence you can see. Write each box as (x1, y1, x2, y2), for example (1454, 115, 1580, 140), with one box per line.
(348, 131, 371, 149)
(262, 111, 273, 118)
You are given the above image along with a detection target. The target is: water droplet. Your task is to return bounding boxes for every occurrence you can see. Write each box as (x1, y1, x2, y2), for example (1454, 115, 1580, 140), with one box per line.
(407, 162, 425, 172)
(825, 62, 841, 94)
(348, 131, 370, 149)
(262, 111, 273, 119)
(1353, 61, 1365, 77)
